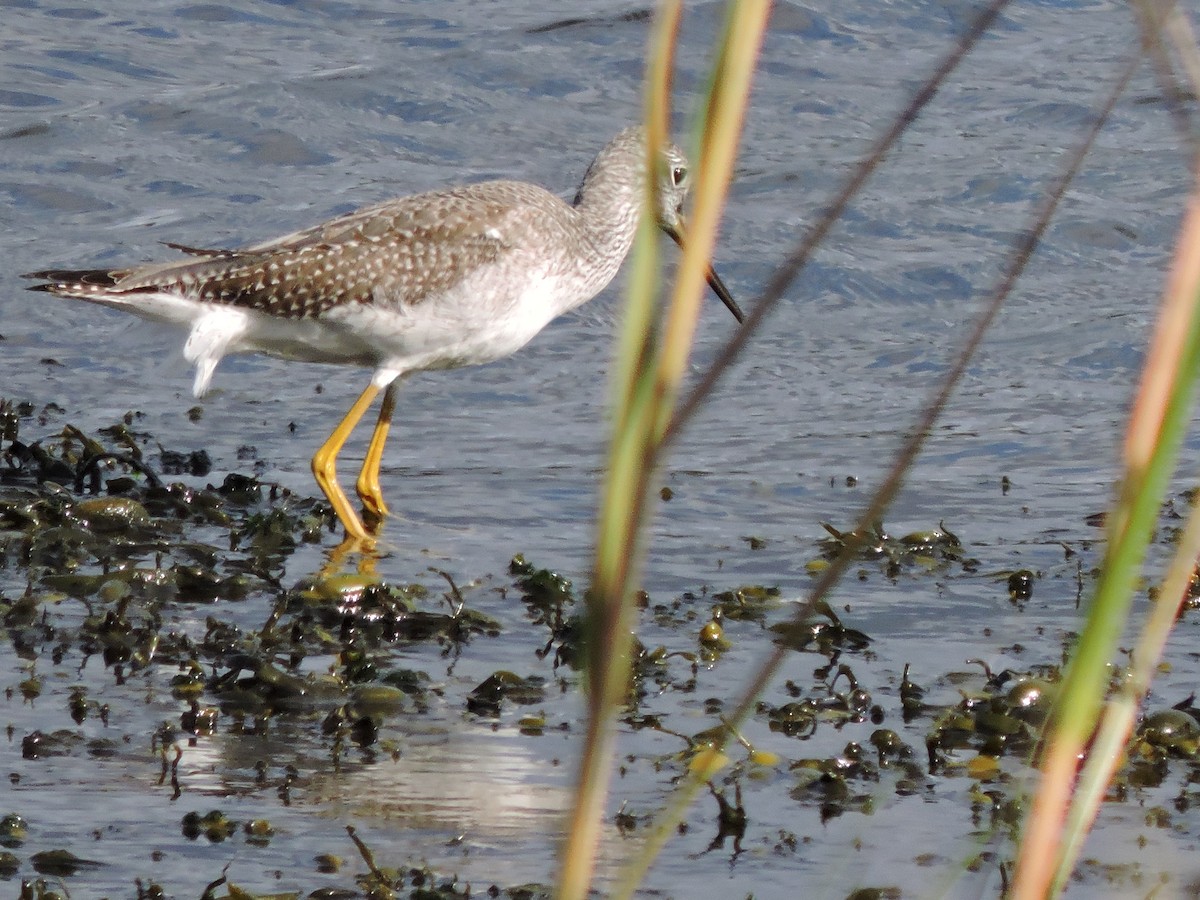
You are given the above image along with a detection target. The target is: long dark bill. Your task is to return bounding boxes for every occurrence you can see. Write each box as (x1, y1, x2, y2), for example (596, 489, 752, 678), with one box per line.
(662, 224, 745, 323)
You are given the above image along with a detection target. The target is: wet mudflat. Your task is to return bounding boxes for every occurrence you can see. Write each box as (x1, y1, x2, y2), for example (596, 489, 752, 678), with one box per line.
(5, 410, 1200, 899)
(3, 1, 1200, 898)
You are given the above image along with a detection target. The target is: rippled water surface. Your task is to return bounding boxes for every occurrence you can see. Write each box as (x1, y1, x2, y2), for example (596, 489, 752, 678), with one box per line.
(2, 1, 1198, 897)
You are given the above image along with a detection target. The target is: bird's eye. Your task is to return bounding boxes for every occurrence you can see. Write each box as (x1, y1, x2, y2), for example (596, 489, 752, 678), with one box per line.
(672, 165, 687, 187)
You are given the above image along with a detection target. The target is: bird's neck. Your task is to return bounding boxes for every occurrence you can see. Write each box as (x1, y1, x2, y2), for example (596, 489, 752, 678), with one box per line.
(569, 146, 646, 301)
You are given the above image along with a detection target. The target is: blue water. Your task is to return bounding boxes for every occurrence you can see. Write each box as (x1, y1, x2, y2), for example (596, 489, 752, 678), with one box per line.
(1, 1, 1195, 897)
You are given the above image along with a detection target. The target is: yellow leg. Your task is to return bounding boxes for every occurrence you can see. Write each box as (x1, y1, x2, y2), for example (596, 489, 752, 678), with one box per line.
(356, 381, 398, 525)
(311, 382, 381, 541)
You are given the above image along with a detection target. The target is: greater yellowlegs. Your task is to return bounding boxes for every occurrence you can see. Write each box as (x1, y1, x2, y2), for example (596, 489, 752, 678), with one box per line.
(24, 126, 743, 542)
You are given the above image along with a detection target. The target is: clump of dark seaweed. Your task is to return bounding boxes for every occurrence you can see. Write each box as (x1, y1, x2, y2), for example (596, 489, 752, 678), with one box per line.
(815, 520, 975, 578)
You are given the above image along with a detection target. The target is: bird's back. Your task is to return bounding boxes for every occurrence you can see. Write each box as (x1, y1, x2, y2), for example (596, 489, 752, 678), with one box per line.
(33, 180, 578, 318)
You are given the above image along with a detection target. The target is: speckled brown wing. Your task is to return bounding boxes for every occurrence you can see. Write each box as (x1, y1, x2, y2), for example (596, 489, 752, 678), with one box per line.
(226, 187, 523, 321)
(26, 186, 525, 320)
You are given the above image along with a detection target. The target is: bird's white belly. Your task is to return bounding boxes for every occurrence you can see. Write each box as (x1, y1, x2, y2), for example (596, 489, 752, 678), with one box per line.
(237, 312, 381, 366)
(155, 265, 570, 396)
(325, 270, 569, 373)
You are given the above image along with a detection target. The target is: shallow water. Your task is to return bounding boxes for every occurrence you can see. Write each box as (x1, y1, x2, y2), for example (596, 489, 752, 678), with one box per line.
(2, 0, 1199, 897)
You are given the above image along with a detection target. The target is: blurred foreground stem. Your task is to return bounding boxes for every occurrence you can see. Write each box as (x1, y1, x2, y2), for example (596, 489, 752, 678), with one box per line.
(557, 3, 763, 898)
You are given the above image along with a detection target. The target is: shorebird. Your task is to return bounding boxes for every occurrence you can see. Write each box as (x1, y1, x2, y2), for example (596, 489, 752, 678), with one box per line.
(24, 126, 743, 542)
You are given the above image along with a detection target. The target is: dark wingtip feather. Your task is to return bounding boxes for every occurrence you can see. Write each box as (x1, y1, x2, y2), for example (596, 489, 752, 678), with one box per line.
(160, 241, 238, 259)
(20, 268, 121, 289)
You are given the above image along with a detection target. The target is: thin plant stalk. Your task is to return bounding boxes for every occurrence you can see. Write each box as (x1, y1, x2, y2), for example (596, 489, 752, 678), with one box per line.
(555, 6, 680, 899)
(1130, 0, 1200, 154)
(1013, 159, 1200, 898)
(665, 0, 1012, 443)
(650, 0, 769, 443)
(1056, 478, 1200, 887)
(560, 3, 763, 897)
(617, 3, 1020, 890)
(1011, 8, 1200, 893)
